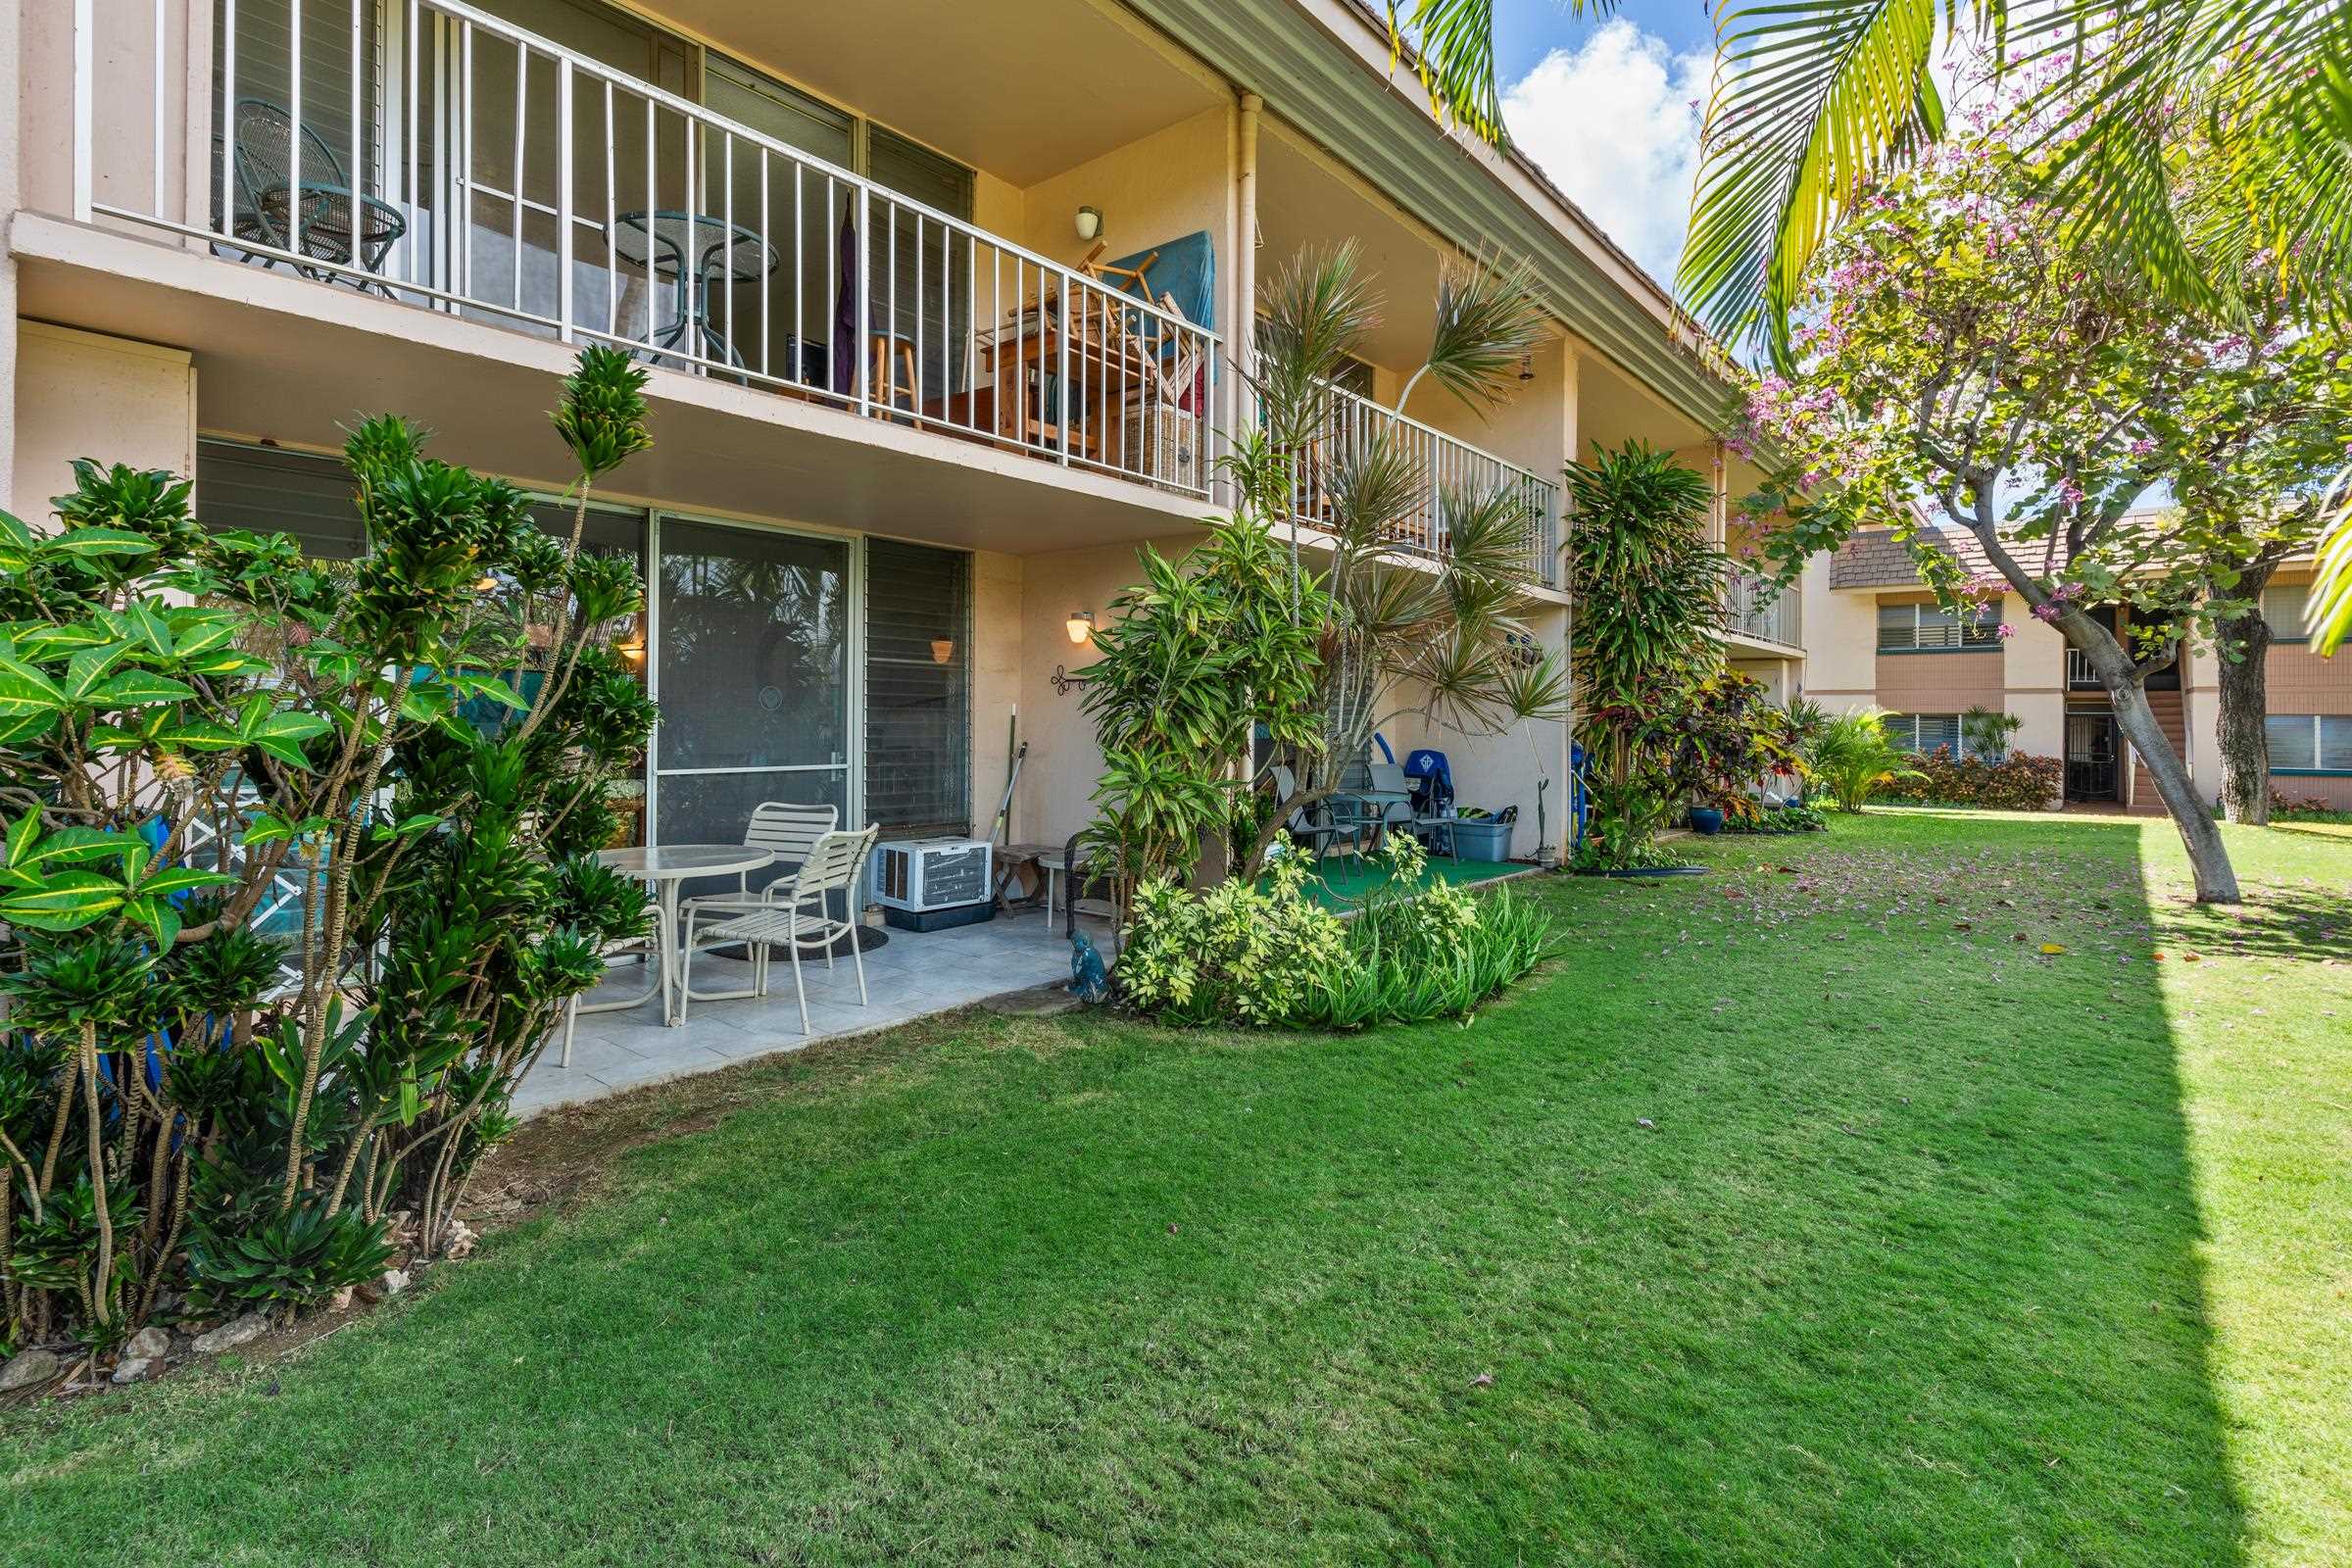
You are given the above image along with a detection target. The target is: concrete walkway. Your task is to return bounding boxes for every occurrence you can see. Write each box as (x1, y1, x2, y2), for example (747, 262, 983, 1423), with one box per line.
(514, 906, 1103, 1117)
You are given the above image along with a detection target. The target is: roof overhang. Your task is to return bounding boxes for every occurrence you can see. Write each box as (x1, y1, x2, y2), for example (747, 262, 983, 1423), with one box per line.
(1122, 0, 1740, 435)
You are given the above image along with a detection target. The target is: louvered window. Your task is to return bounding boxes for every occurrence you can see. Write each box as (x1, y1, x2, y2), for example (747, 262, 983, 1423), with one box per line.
(1878, 601, 1999, 649)
(2268, 714, 2352, 772)
(197, 439, 366, 559)
(864, 540, 971, 837)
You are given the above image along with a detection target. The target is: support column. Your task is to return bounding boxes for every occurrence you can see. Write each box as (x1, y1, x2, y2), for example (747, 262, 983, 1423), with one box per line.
(1235, 91, 1262, 440)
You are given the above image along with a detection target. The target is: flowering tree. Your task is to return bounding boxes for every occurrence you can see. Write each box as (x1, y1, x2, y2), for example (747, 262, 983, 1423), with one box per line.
(1738, 96, 2352, 904)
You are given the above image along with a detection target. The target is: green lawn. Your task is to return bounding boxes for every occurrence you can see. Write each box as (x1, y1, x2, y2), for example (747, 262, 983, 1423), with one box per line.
(6, 810, 2348, 1566)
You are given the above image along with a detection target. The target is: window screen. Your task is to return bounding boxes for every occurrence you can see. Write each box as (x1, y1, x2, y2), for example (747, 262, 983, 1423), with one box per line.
(1879, 601, 1997, 649)
(1914, 714, 1962, 755)
(2268, 714, 2319, 771)
(2326, 715, 2352, 772)
(2262, 583, 2310, 640)
(864, 539, 972, 838)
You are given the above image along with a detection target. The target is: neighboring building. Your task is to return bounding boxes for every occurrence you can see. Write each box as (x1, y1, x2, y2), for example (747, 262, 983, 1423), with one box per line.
(5, 0, 1788, 865)
(1801, 525, 2352, 810)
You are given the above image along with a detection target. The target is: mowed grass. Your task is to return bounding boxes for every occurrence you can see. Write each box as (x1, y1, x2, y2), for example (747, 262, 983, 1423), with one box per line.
(5, 811, 2348, 1566)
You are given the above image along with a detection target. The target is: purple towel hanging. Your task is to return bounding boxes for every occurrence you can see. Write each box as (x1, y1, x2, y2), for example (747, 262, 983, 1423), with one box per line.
(832, 213, 858, 396)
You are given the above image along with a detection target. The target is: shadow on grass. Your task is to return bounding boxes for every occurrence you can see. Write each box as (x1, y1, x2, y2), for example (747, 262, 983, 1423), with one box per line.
(1, 816, 2269, 1565)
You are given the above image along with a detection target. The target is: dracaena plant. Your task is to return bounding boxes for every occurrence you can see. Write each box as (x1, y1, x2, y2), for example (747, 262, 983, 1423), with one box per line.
(1240, 244, 1570, 868)
(0, 346, 658, 1358)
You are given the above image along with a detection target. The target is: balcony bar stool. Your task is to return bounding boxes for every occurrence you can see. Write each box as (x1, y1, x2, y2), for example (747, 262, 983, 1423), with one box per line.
(679, 826, 879, 1035)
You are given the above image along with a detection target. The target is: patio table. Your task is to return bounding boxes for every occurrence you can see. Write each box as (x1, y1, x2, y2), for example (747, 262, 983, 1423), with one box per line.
(589, 844, 777, 1027)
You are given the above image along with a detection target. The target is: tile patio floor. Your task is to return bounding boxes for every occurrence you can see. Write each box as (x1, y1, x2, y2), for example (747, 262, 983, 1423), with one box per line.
(514, 905, 1109, 1118)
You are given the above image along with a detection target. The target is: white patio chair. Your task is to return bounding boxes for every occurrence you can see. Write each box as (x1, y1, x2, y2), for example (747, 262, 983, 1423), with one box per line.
(677, 825, 879, 1035)
(680, 801, 837, 921)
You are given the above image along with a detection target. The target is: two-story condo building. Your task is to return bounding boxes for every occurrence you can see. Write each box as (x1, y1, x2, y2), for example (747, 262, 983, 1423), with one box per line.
(1802, 524, 2350, 810)
(6, 0, 1795, 877)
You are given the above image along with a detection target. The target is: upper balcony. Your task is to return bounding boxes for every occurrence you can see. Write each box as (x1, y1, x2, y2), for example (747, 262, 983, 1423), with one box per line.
(1280, 379, 1561, 589)
(56, 0, 1227, 527)
(1725, 566, 1801, 651)
(49, 0, 1572, 586)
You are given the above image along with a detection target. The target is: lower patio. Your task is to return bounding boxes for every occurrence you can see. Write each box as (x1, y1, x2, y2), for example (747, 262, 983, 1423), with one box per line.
(515, 905, 1111, 1118)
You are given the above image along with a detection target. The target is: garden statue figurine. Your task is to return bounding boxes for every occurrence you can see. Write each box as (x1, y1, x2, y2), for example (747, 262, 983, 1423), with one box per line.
(1068, 929, 1109, 1004)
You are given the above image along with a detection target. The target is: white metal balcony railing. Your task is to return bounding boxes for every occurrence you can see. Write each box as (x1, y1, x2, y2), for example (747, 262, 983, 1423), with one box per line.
(74, 0, 1219, 499)
(2067, 647, 2096, 686)
(1724, 567, 1799, 647)
(1280, 381, 1563, 589)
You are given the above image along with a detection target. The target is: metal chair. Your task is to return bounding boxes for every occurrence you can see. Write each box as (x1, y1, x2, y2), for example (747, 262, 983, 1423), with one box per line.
(230, 99, 407, 290)
(678, 826, 880, 1034)
(1269, 764, 1348, 868)
(680, 802, 837, 922)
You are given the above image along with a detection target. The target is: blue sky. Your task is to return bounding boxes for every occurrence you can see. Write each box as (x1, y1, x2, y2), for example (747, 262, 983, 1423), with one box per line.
(1491, 0, 1718, 81)
(1485, 2, 1720, 292)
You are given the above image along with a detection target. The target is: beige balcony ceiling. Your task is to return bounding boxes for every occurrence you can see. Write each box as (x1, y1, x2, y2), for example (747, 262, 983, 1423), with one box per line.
(649, 0, 1224, 185)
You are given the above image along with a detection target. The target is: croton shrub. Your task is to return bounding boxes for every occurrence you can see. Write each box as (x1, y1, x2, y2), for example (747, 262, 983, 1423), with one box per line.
(1879, 749, 2064, 810)
(0, 348, 658, 1355)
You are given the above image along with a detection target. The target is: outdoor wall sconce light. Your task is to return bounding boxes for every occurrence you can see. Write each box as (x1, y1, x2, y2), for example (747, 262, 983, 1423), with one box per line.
(1075, 205, 1102, 242)
(1517, 352, 1536, 381)
(930, 638, 955, 665)
(1065, 610, 1096, 645)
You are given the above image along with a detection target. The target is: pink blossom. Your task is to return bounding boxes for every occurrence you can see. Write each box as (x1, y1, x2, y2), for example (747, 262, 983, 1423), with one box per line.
(1996, 622, 2016, 640)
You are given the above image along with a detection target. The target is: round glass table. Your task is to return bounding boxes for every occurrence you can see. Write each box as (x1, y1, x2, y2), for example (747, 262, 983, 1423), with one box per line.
(586, 844, 777, 1026)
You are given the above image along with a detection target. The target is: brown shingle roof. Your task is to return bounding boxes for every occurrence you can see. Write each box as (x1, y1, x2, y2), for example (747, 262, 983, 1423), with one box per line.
(1831, 525, 2080, 590)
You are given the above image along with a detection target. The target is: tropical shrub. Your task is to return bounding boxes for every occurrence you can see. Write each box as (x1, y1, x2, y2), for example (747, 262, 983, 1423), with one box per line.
(1806, 711, 1925, 813)
(1961, 707, 2024, 764)
(1880, 750, 2066, 810)
(0, 347, 657, 1355)
(1563, 442, 1728, 868)
(1670, 669, 1807, 821)
(1080, 514, 1328, 909)
(1117, 835, 1550, 1028)
(1727, 802, 1829, 835)
(2269, 788, 2351, 824)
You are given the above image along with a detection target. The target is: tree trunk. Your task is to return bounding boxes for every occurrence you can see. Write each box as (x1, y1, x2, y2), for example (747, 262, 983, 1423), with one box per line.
(2063, 611, 2240, 904)
(2216, 564, 2277, 825)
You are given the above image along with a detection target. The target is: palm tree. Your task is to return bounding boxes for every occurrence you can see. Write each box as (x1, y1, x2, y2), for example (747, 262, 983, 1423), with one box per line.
(1387, 3, 2350, 349)
(1385, 2, 2352, 652)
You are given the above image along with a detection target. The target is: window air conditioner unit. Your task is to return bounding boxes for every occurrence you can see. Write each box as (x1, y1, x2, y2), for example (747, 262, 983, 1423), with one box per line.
(870, 838, 996, 932)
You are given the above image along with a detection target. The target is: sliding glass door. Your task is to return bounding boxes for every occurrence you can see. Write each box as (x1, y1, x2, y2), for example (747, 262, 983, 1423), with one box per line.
(651, 517, 853, 854)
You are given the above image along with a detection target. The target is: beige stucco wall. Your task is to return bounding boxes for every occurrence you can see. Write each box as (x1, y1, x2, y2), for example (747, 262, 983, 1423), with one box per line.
(16, 0, 210, 233)
(1997, 594, 2065, 759)
(1399, 329, 1575, 485)
(1012, 107, 1235, 325)
(12, 321, 196, 519)
(1800, 584, 1879, 707)
(1007, 530, 1207, 851)
(967, 547, 1024, 837)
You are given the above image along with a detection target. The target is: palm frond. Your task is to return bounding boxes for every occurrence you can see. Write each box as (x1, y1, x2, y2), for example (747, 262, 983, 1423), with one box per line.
(1436, 481, 1540, 603)
(2309, 476, 2352, 656)
(1681, 0, 1959, 355)
(1251, 242, 1381, 454)
(1406, 252, 1550, 413)
(1384, 0, 1507, 145)
(1323, 426, 1432, 559)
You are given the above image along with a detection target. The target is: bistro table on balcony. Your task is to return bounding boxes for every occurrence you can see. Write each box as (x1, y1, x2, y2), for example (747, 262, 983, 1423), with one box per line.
(612, 211, 780, 369)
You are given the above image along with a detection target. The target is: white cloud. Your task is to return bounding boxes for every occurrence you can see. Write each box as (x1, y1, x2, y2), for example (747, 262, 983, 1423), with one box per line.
(1501, 20, 1711, 292)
